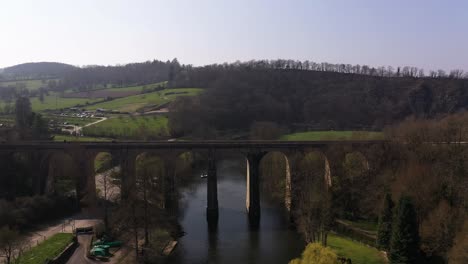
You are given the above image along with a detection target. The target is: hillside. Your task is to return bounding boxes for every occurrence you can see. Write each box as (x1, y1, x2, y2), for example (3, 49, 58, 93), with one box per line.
(2, 62, 76, 79)
(168, 62, 468, 137)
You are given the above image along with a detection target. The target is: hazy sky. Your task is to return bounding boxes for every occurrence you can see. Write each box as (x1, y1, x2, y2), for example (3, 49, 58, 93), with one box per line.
(1, 0, 467, 71)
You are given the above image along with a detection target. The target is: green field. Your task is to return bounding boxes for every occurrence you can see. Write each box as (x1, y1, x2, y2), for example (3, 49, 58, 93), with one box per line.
(0, 93, 102, 112)
(53, 134, 112, 142)
(29, 94, 102, 112)
(104, 81, 167, 93)
(328, 234, 386, 264)
(82, 115, 169, 139)
(18, 233, 74, 264)
(281, 131, 384, 141)
(85, 88, 203, 112)
(0, 79, 57, 91)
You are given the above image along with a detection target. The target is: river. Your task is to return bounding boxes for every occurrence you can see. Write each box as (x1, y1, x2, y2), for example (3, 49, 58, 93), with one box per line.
(168, 159, 305, 264)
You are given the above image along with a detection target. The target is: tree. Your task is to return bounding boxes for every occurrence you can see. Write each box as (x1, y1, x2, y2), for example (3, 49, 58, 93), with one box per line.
(377, 193, 394, 250)
(0, 227, 23, 264)
(38, 88, 45, 103)
(389, 196, 420, 264)
(15, 96, 32, 131)
(31, 113, 49, 139)
(289, 243, 338, 264)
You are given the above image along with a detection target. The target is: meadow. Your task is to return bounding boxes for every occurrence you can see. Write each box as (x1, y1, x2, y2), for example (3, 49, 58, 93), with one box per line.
(280, 131, 384, 141)
(85, 88, 203, 112)
(62, 81, 167, 99)
(82, 115, 169, 139)
(0, 79, 57, 91)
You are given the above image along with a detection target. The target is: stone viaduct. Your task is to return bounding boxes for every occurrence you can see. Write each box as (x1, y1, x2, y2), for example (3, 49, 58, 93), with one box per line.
(0, 140, 387, 226)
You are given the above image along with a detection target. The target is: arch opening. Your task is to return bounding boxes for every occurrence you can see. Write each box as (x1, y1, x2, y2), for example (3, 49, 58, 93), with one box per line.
(94, 152, 119, 203)
(46, 152, 79, 198)
(259, 151, 290, 208)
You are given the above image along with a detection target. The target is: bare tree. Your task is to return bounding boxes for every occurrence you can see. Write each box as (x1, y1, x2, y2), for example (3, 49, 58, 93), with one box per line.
(0, 227, 24, 264)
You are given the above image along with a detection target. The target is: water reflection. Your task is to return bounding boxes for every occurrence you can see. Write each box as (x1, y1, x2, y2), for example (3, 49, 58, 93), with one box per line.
(168, 159, 304, 264)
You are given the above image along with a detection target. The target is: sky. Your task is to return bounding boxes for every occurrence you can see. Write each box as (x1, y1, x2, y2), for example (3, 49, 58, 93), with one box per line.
(1, 0, 467, 71)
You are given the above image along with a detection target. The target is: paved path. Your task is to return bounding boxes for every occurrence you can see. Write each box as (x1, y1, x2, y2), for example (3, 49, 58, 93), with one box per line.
(66, 234, 100, 264)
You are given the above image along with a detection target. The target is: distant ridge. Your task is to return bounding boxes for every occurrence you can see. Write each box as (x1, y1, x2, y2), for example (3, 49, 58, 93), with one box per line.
(2, 62, 77, 79)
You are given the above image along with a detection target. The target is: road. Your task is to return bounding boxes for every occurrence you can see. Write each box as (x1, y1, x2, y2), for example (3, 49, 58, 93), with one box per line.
(66, 234, 100, 264)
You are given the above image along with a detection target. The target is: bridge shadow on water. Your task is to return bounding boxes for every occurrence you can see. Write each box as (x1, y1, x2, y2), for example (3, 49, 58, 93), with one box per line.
(168, 159, 305, 264)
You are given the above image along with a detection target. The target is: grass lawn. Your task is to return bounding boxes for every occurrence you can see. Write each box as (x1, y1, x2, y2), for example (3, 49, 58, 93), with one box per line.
(0, 79, 57, 91)
(281, 131, 384, 141)
(30, 94, 102, 112)
(328, 233, 386, 264)
(82, 115, 169, 139)
(18, 233, 74, 264)
(85, 88, 203, 112)
(53, 134, 112, 142)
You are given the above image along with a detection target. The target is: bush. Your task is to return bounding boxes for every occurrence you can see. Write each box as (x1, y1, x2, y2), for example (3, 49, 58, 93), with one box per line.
(289, 243, 338, 264)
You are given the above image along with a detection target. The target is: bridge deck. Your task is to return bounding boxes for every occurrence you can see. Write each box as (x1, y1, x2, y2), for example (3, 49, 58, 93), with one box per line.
(0, 140, 387, 151)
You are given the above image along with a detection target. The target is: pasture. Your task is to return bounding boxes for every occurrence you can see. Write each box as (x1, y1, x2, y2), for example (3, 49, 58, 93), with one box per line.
(82, 115, 169, 139)
(280, 131, 384, 141)
(29, 94, 102, 112)
(85, 88, 203, 112)
(62, 81, 167, 99)
(0, 79, 56, 91)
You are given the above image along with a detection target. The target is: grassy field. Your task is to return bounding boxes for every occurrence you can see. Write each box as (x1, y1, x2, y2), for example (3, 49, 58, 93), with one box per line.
(29, 94, 102, 112)
(281, 131, 384, 141)
(0, 79, 57, 91)
(104, 81, 167, 92)
(53, 134, 112, 142)
(0, 92, 102, 112)
(328, 234, 386, 264)
(85, 88, 203, 112)
(82, 115, 169, 139)
(18, 233, 74, 264)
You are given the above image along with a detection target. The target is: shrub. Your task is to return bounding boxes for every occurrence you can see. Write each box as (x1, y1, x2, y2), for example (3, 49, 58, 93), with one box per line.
(289, 243, 338, 264)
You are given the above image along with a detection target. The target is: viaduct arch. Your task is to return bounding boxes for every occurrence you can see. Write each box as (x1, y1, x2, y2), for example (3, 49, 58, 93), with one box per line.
(1, 140, 382, 227)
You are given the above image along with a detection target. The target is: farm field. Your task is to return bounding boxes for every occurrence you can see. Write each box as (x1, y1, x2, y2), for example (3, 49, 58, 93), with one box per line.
(0, 78, 57, 91)
(29, 94, 102, 112)
(328, 233, 386, 264)
(85, 88, 203, 112)
(82, 115, 169, 139)
(62, 81, 167, 99)
(280, 131, 384, 141)
(18, 233, 74, 264)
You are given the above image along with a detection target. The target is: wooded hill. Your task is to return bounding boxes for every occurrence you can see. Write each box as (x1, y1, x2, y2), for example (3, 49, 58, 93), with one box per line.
(168, 62, 468, 137)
